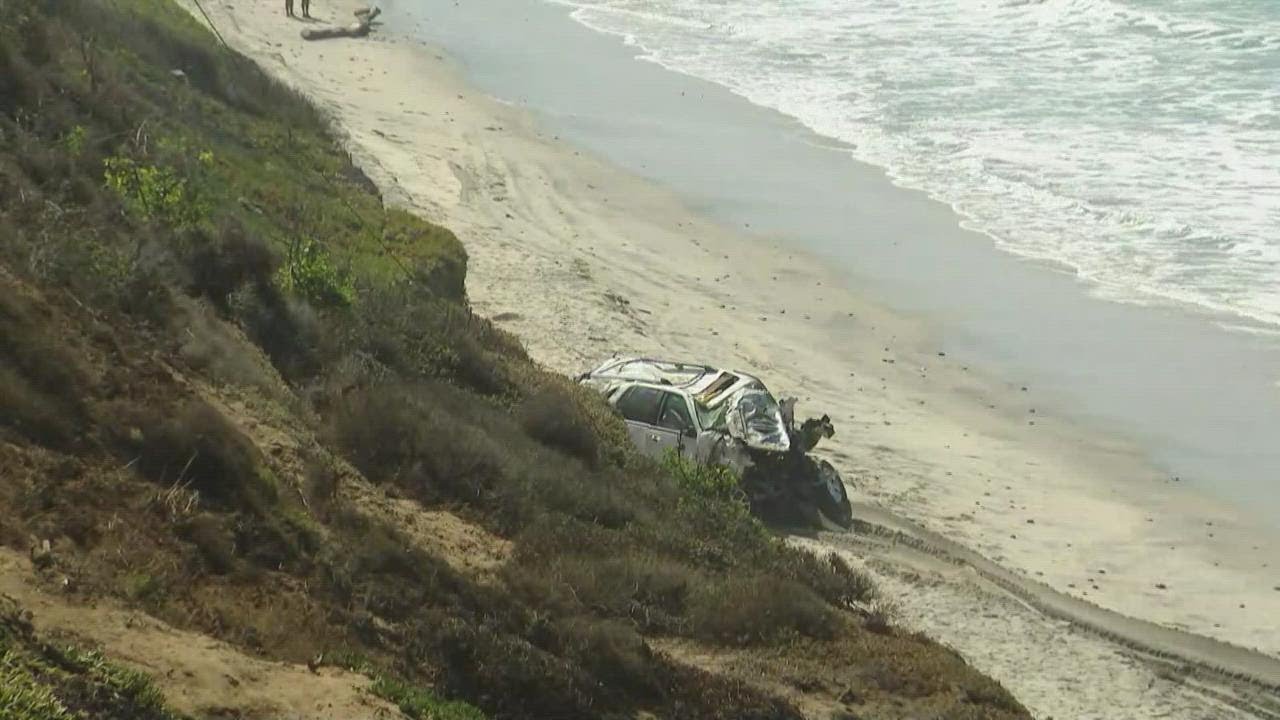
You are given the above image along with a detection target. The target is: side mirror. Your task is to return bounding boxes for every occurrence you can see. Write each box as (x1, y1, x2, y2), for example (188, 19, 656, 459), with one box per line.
(684, 427, 698, 439)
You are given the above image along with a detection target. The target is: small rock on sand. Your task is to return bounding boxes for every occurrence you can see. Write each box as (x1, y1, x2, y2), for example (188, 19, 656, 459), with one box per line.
(1155, 583, 1167, 590)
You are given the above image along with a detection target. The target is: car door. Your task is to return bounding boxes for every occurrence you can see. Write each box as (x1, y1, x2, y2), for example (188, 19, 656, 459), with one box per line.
(654, 391, 698, 458)
(614, 386, 686, 459)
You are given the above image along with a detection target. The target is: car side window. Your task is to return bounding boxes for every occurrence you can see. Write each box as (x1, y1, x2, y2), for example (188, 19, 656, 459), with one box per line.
(657, 392, 694, 433)
(616, 386, 664, 425)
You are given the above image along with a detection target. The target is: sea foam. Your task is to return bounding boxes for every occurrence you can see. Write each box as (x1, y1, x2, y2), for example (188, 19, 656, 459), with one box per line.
(549, 0, 1280, 332)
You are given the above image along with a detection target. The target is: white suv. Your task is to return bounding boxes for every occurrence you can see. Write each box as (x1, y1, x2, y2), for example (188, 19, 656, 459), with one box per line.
(579, 357, 852, 527)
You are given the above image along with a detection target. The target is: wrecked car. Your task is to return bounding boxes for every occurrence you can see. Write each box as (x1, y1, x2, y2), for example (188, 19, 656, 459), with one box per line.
(578, 357, 852, 528)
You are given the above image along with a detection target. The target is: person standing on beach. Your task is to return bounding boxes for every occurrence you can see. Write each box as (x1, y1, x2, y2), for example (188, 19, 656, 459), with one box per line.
(301, 0, 311, 18)
(285, 0, 294, 16)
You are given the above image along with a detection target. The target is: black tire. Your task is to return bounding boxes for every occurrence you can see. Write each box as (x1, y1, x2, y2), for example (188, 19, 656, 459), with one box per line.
(811, 459, 853, 528)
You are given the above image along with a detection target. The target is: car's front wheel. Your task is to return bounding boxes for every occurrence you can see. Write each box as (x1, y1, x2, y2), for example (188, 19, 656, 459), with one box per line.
(811, 459, 853, 528)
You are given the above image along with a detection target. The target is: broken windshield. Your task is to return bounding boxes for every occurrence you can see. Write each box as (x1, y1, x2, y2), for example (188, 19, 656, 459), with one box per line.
(724, 389, 791, 453)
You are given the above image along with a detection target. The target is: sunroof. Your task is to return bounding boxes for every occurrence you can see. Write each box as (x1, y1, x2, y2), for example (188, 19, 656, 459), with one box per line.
(695, 372, 740, 404)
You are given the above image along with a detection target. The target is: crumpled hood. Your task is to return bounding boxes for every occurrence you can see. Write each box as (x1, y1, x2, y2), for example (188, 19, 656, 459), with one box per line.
(724, 389, 791, 453)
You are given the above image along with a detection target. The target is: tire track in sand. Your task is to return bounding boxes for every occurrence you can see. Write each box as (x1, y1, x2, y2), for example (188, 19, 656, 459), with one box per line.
(821, 502, 1280, 717)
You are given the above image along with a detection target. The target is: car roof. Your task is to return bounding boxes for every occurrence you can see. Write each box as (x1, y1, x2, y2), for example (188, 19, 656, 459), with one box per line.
(589, 357, 762, 391)
(613, 380, 695, 397)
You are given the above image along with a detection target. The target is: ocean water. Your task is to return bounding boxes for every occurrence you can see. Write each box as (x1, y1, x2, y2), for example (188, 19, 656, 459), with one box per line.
(548, 0, 1280, 333)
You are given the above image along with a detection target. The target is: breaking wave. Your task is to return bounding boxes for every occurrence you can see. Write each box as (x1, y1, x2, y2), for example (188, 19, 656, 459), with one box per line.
(547, 0, 1280, 331)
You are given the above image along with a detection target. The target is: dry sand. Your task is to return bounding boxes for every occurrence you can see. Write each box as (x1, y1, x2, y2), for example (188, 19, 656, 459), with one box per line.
(181, 0, 1279, 715)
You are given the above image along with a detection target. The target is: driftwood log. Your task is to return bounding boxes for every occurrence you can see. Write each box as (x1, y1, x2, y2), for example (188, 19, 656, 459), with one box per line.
(301, 6, 381, 41)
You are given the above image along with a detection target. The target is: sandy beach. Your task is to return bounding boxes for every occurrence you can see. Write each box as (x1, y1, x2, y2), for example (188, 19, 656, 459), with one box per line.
(184, 0, 1279, 715)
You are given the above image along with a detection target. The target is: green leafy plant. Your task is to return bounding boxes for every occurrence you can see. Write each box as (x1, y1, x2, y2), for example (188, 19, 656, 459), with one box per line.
(61, 125, 87, 156)
(277, 238, 354, 307)
(661, 450, 746, 506)
(103, 154, 208, 228)
(0, 609, 181, 720)
(0, 649, 74, 720)
(660, 450, 768, 559)
(57, 647, 171, 713)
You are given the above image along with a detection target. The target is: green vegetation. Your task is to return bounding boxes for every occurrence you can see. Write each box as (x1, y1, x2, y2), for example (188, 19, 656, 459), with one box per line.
(333, 652, 487, 720)
(370, 675, 487, 720)
(0, 0, 1027, 717)
(102, 151, 211, 228)
(0, 601, 183, 720)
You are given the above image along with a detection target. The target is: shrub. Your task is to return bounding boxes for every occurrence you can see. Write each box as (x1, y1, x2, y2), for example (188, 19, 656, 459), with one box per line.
(183, 219, 278, 310)
(61, 126, 87, 157)
(369, 675, 486, 720)
(320, 509, 476, 623)
(277, 238, 353, 308)
(122, 572, 165, 603)
(428, 620, 598, 720)
(329, 382, 511, 506)
(115, 400, 272, 512)
(503, 553, 695, 635)
(0, 44, 44, 118)
(658, 452, 769, 566)
(0, 364, 80, 448)
(553, 618, 662, 699)
(102, 153, 209, 228)
(233, 284, 326, 381)
(0, 285, 89, 448)
(344, 284, 514, 396)
(173, 295, 279, 392)
(517, 386, 599, 465)
(302, 452, 340, 516)
(864, 599, 898, 635)
(690, 574, 839, 646)
(179, 513, 236, 574)
(664, 451, 742, 503)
(773, 551, 876, 608)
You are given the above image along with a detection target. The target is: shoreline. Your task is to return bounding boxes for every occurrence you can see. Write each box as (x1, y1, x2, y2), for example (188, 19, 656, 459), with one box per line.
(390, 0, 1280, 657)
(410, 0, 1280, 526)
(190, 0, 1278, 714)
(548, 0, 1280, 342)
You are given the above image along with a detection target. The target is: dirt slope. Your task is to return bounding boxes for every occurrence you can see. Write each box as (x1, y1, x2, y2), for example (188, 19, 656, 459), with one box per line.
(1, 550, 396, 720)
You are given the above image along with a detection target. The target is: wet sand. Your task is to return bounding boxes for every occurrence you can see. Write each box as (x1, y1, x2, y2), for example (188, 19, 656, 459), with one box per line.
(185, 0, 1279, 715)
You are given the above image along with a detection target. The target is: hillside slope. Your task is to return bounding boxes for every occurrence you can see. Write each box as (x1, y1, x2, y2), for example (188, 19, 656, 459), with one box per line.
(0, 0, 1027, 717)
